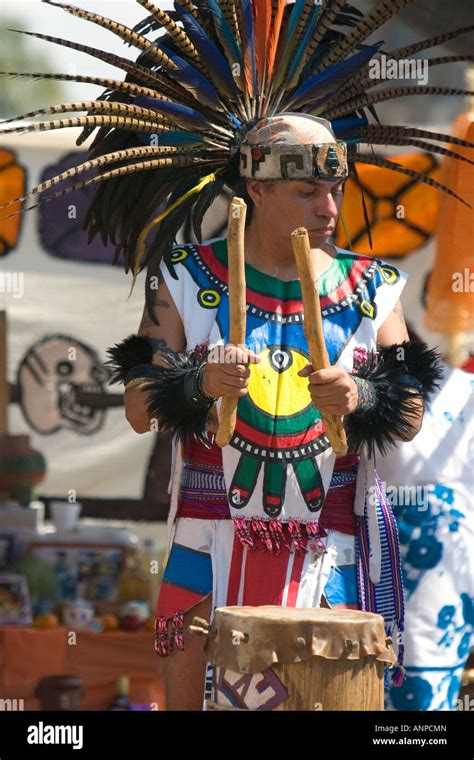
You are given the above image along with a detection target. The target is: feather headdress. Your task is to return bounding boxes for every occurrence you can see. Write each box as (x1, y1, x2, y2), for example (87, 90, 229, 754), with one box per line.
(1, 0, 473, 300)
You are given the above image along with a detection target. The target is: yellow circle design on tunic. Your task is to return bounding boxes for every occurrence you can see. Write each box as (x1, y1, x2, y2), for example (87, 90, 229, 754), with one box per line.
(199, 289, 221, 308)
(247, 348, 310, 417)
(380, 265, 398, 284)
(170, 248, 188, 263)
(359, 299, 375, 319)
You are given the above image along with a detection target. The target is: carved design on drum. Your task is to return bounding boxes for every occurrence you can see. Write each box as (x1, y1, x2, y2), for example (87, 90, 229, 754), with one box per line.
(213, 666, 289, 711)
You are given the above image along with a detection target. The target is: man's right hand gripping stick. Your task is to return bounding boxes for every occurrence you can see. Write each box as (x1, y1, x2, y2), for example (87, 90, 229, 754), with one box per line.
(291, 227, 348, 457)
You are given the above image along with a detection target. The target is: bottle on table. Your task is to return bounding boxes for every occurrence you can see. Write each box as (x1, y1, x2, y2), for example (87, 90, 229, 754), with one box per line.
(117, 553, 150, 603)
(108, 675, 131, 711)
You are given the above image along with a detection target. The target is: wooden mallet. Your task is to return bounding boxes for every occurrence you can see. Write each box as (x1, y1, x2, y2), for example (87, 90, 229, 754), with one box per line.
(291, 228, 348, 457)
(215, 197, 247, 448)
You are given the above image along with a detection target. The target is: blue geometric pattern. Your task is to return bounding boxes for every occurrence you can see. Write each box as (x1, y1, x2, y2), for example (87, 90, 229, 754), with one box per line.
(386, 483, 473, 711)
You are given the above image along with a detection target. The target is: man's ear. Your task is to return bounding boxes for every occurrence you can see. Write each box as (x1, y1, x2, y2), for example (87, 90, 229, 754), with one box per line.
(245, 180, 268, 208)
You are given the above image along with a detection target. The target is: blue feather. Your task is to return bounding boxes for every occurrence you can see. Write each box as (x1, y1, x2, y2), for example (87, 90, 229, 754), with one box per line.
(174, 4, 239, 100)
(151, 41, 222, 111)
(205, 0, 243, 71)
(290, 42, 382, 108)
(226, 111, 242, 128)
(286, 5, 321, 86)
(239, 0, 258, 98)
(134, 95, 209, 131)
(332, 116, 369, 140)
(285, 0, 310, 47)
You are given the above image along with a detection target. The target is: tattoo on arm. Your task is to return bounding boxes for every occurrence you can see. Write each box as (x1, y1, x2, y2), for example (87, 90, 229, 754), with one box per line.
(393, 299, 407, 327)
(139, 310, 154, 330)
(153, 296, 170, 310)
(147, 269, 169, 310)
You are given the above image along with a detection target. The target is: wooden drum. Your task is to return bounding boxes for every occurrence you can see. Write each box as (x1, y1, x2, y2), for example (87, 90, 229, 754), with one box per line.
(194, 606, 397, 711)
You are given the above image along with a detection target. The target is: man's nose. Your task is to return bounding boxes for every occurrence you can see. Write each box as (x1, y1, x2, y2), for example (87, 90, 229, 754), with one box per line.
(314, 191, 339, 217)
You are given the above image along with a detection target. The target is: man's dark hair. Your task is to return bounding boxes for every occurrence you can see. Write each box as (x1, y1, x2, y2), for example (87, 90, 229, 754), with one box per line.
(227, 177, 254, 226)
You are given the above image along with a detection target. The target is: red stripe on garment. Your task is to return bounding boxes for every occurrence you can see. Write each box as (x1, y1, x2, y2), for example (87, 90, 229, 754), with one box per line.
(199, 245, 373, 317)
(182, 435, 223, 465)
(226, 534, 245, 605)
(155, 581, 206, 620)
(306, 487, 322, 500)
(320, 454, 359, 536)
(266, 495, 281, 506)
(177, 501, 230, 519)
(241, 545, 292, 606)
(198, 244, 303, 315)
(319, 258, 373, 310)
(235, 416, 325, 449)
(286, 549, 307, 607)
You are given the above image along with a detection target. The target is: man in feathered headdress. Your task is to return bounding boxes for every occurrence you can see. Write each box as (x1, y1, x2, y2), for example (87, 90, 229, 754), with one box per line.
(112, 111, 442, 710)
(1, 0, 471, 711)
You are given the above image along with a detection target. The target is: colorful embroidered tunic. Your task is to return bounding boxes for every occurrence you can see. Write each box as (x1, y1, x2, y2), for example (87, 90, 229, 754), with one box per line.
(155, 237, 407, 680)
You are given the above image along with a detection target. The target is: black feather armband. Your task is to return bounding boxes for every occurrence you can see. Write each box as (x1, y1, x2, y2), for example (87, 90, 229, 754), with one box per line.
(105, 334, 216, 445)
(345, 341, 444, 456)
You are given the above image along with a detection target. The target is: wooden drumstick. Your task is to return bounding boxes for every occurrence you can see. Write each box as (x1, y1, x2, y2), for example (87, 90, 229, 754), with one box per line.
(215, 197, 247, 448)
(291, 228, 348, 457)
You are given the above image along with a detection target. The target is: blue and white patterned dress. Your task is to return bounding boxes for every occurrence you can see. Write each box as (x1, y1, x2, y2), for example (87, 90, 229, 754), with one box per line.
(377, 363, 474, 711)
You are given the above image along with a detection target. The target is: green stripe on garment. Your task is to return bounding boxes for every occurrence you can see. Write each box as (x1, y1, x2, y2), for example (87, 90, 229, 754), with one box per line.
(211, 238, 358, 299)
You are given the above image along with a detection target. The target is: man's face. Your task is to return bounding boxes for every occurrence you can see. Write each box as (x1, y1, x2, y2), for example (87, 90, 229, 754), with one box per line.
(250, 178, 345, 247)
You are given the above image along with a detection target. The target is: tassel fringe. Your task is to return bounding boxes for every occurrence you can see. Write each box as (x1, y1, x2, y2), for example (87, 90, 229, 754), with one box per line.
(154, 611, 185, 657)
(232, 517, 328, 555)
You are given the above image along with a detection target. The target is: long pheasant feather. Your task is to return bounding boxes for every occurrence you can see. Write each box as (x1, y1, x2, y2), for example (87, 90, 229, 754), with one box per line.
(355, 154, 470, 207)
(40, 1, 179, 70)
(362, 137, 474, 165)
(286, 4, 322, 90)
(322, 85, 474, 120)
(136, 0, 202, 64)
(0, 115, 173, 138)
(220, 0, 241, 47)
(176, 0, 210, 31)
(0, 70, 170, 102)
(300, 0, 347, 74)
(6, 29, 180, 90)
(312, 0, 414, 74)
(321, 53, 474, 116)
(0, 99, 172, 126)
(0, 157, 221, 220)
(359, 124, 474, 150)
(390, 24, 474, 61)
(0, 146, 217, 211)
